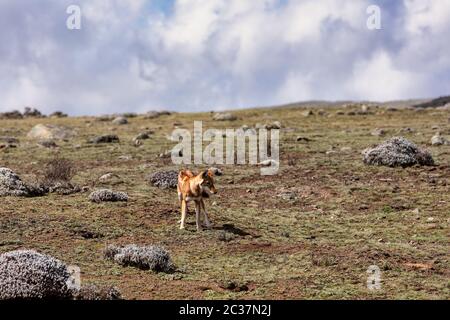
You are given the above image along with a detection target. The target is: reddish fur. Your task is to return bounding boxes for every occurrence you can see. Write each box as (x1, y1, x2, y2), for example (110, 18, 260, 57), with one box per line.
(177, 169, 217, 231)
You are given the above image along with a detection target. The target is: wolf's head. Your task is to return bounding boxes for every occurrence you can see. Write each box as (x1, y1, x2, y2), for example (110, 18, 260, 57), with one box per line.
(200, 169, 217, 194)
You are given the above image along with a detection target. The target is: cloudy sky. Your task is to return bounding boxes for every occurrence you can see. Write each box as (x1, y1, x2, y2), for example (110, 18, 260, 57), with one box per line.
(0, 0, 449, 115)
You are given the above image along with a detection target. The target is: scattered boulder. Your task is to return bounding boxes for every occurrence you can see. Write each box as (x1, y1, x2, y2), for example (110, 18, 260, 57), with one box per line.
(259, 159, 279, 167)
(0, 168, 46, 197)
(218, 231, 235, 242)
(144, 111, 172, 119)
(277, 191, 298, 201)
(398, 127, 416, 134)
(134, 132, 151, 140)
(88, 135, 120, 144)
(362, 137, 434, 167)
(371, 128, 387, 137)
(112, 117, 128, 125)
(213, 113, 237, 121)
(73, 285, 122, 300)
(256, 121, 282, 130)
(104, 244, 175, 273)
(431, 132, 450, 146)
(47, 182, 81, 196)
(147, 170, 178, 189)
(301, 110, 314, 117)
(37, 139, 59, 149)
(27, 124, 74, 141)
(133, 139, 143, 147)
(88, 189, 128, 203)
(219, 280, 249, 292)
(98, 173, 123, 185)
(159, 150, 183, 159)
(0, 250, 72, 299)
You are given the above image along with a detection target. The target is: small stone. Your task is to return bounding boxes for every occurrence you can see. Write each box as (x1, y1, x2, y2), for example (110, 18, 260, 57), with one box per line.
(213, 113, 237, 121)
(301, 110, 313, 117)
(431, 132, 450, 146)
(371, 128, 387, 137)
(112, 117, 128, 125)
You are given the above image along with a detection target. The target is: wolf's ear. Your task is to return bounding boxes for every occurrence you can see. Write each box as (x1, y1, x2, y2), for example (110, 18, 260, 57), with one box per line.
(202, 170, 209, 178)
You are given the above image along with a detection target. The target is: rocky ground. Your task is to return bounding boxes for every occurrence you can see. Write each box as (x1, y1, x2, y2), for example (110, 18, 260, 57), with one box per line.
(0, 102, 449, 299)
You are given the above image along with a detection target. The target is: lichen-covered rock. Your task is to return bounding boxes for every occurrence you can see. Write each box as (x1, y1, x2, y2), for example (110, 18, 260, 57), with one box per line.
(363, 137, 434, 167)
(104, 244, 175, 273)
(37, 140, 59, 148)
(134, 132, 152, 141)
(48, 182, 81, 195)
(431, 133, 450, 146)
(88, 189, 128, 203)
(144, 111, 171, 119)
(147, 170, 178, 189)
(27, 124, 74, 141)
(0, 168, 29, 197)
(0, 250, 72, 300)
(73, 285, 122, 300)
(0, 168, 47, 197)
(112, 117, 128, 125)
(88, 134, 120, 144)
(213, 113, 237, 121)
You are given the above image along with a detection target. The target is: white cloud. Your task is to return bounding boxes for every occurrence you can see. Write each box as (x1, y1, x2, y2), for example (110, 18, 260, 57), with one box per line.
(347, 51, 426, 101)
(0, 0, 449, 115)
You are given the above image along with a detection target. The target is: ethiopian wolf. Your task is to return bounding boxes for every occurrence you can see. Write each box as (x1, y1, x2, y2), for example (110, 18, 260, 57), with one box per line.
(177, 169, 217, 231)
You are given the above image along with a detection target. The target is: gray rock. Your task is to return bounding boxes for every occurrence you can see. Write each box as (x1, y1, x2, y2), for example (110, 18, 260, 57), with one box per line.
(147, 170, 178, 189)
(112, 117, 128, 125)
(135, 132, 151, 140)
(431, 132, 450, 146)
(0, 250, 72, 299)
(0, 168, 47, 197)
(88, 189, 128, 203)
(37, 140, 58, 148)
(362, 137, 434, 167)
(144, 111, 171, 119)
(301, 110, 314, 117)
(73, 285, 122, 300)
(213, 113, 237, 121)
(104, 244, 174, 272)
(371, 128, 387, 137)
(27, 124, 74, 141)
(88, 135, 120, 144)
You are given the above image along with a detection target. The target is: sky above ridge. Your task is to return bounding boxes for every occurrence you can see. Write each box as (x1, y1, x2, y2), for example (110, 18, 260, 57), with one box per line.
(0, 0, 449, 115)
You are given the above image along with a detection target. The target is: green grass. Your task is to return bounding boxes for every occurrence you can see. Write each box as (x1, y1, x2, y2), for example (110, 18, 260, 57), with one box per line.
(0, 105, 449, 299)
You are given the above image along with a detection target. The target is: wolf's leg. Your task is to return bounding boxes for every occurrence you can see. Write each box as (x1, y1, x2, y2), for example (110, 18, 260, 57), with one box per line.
(195, 201, 203, 231)
(201, 199, 212, 229)
(180, 200, 187, 230)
